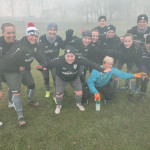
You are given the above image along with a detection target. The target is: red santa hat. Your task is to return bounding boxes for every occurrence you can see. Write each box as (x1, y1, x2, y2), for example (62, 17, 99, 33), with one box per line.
(26, 22, 39, 36)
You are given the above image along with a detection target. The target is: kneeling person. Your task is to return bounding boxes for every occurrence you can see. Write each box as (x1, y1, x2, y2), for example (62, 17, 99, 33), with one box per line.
(86, 56, 145, 104)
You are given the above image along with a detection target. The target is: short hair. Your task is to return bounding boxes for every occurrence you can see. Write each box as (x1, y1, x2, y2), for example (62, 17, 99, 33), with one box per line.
(98, 16, 106, 22)
(1, 23, 15, 33)
(91, 28, 99, 34)
(124, 33, 134, 40)
(103, 56, 114, 64)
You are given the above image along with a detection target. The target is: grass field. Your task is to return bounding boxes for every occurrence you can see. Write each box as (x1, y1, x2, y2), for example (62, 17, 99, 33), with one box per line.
(0, 21, 150, 150)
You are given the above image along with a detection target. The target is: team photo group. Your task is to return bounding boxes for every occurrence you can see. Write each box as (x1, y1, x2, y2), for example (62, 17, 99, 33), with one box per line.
(0, 14, 149, 126)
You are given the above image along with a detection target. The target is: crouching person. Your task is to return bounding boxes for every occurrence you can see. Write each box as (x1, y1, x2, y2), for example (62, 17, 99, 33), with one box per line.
(35, 45, 111, 114)
(84, 56, 146, 104)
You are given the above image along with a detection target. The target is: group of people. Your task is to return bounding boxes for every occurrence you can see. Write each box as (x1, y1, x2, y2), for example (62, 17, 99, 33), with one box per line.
(0, 13, 149, 126)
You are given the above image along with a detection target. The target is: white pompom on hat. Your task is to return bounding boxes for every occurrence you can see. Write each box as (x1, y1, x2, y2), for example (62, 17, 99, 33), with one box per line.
(26, 22, 39, 37)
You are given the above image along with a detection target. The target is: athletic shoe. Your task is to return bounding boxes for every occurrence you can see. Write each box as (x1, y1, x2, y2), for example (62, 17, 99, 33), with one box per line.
(18, 117, 26, 127)
(0, 121, 3, 126)
(133, 88, 139, 94)
(8, 102, 14, 108)
(55, 105, 62, 114)
(120, 84, 128, 90)
(45, 91, 51, 98)
(76, 103, 85, 111)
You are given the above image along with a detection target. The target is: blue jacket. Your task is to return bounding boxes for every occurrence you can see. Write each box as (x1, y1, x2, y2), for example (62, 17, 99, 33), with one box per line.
(87, 67, 133, 94)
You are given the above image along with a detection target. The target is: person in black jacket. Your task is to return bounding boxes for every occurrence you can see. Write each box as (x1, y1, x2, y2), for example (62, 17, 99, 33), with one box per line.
(114, 33, 141, 101)
(136, 34, 150, 101)
(3, 22, 43, 126)
(0, 23, 17, 108)
(101, 25, 121, 63)
(35, 45, 111, 114)
(126, 14, 150, 94)
(95, 16, 107, 38)
(69, 30, 92, 85)
(39, 23, 73, 98)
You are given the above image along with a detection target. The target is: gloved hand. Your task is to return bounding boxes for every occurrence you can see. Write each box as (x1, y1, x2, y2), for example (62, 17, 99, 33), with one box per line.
(133, 72, 147, 78)
(95, 93, 101, 101)
(65, 29, 74, 43)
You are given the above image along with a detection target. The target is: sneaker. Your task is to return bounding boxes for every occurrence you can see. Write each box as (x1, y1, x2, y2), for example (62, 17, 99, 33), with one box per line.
(128, 94, 134, 101)
(103, 99, 108, 104)
(133, 88, 139, 94)
(45, 91, 51, 98)
(55, 105, 62, 114)
(76, 103, 85, 111)
(8, 102, 14, 108)
(28, 101, 40, 107)
(53, 97, 57, 104)
(120, 84, 128, 90)
(0, 121, 3, 126)
(18, 118, 26, 127)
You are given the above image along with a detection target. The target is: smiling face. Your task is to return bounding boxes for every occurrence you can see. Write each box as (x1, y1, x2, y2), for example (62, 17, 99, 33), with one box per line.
(92, 31, 99, 43)
(98, 18, 106, 28)
(65, 53, 75, 64)
(106, 30, 115, 38)
(103, 56, 114, 69)
(138, 20, 147, 31)
(48, 27, 57, 39)
(82, 36, 91, 47)
(2, 26, 16, 43)
(27, 34, 38, 45)
(123, 36, 133, 48)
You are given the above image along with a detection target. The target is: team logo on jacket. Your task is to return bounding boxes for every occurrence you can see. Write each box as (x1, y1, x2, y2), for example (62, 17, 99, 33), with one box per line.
(25, 57, 34, 62)
(54, 42, 58, 47)
(84, 48, 88, 52)
(74, 64, 77, 69)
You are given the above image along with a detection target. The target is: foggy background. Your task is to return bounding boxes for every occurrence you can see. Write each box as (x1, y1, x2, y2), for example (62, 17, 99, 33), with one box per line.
(0, 0, 150, 23)
(0, 0, 150, 38)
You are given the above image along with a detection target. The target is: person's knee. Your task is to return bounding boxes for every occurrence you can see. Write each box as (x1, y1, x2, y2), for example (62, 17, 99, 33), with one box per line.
(75, 91, 82, 95)
(56, 93, 64, 98)
(12, 90, 20, 95)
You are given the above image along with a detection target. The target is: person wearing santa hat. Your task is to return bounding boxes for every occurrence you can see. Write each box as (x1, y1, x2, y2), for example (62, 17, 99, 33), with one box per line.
(3, 22, 44, 126)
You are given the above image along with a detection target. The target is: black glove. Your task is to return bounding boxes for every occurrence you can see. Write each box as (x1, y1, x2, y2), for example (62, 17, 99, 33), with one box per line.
(65, 29, 74, 43)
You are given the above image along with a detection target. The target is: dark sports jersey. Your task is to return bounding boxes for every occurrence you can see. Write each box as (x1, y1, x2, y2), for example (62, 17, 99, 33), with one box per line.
(39, 34, 65, 63)
(116, 42, 141, 67)
(69, 36, 90, 58)
(0, 36, 17, 59)
(127, 26, 150, 43)
(127, 26, 150, 65)
(3, 36, 43, 73)
(47, 55, 105, 81)
(95, 26, 108, 37)
(101, 35, 121, 62)
(0, 36, 17, 89)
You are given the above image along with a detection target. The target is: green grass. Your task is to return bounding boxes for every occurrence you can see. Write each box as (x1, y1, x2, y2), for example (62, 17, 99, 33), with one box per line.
(0, 21, 150, 150)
